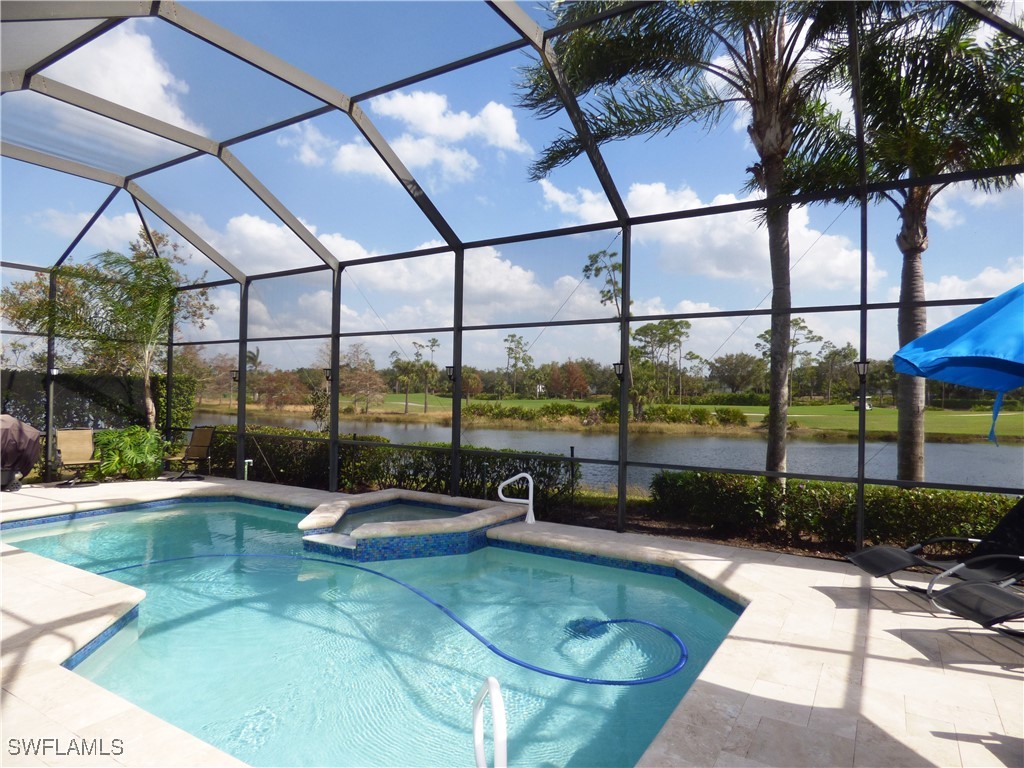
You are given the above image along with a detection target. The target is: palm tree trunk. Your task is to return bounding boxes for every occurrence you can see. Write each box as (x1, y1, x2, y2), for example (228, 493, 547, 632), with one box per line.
(896, 192, 929, 481)
(143, 371, 157, 430)
(764, 160, 792, 477)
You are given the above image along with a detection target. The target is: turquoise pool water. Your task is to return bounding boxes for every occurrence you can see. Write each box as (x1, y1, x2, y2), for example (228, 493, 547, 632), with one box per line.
(4, 501, 740, 767)
(336, 501, 464, 534)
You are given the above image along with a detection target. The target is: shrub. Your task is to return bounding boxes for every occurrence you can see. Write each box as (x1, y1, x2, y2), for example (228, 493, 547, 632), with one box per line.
(713, 407, 748, 427)
(537, 402, 588, 421)
(649, 469, 1018, 548)
(643, 405, 715, 425)
(92, 426, 167, 480)
(649, 470, 781, 536)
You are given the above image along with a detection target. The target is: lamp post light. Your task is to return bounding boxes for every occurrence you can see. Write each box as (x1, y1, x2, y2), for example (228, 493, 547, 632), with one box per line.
(323, 368, 332, 382)
(445, 365, 455, 383)
(613, 362, 624, 381)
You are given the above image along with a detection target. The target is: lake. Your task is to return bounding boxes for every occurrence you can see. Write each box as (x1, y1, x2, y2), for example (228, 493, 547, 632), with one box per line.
(194, 411, 1024, 491)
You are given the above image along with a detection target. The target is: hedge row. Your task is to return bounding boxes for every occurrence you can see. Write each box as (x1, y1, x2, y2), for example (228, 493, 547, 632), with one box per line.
(649, 469, 1018, 547)
(204, 425, 580, 511)
(1, 371, 196, 431)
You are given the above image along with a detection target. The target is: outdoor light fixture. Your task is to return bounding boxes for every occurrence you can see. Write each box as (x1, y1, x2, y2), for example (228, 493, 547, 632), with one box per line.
(854, 361, 869, 377)
(446, 365, 455, 382)
(613, 362, 624, 381)
(323, 368, 332, 382)
(230, 369, 239, 382)
(48, 368, 60, 378)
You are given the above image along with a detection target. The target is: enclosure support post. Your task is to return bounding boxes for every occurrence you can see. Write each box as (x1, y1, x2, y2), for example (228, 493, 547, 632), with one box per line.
(235, 279, 250, 479)
(616, 226, 632, 532)
(43, 272, 59, 482)
(848, 5, 869, 551)
(328, 266, 341, 492)
(451, 247, 465, 496)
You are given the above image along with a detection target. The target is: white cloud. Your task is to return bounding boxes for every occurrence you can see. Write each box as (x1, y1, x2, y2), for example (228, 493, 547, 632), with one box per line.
(393, 134, 479, 183)
(283, 90, 530, 186)
(34, 209, 141, 252)
(45, 22, 206, 137)
(541, 179, 887, 293)
(277, 123, 334, 167)
(372, 91, 531, 154)
(539, 179, 616, 223)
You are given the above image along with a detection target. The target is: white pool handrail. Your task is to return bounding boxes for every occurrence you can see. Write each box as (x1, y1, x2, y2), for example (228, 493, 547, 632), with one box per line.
(472, 676, 507, 768)
(497, 472, 534, 523)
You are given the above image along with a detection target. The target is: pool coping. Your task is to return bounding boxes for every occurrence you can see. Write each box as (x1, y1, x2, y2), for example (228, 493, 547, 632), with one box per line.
(2, 478, 1021, 768)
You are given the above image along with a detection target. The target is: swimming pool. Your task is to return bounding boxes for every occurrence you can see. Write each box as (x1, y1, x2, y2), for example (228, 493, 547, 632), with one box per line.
(334, 500, 464, 534)
(3, 500, 741, 767)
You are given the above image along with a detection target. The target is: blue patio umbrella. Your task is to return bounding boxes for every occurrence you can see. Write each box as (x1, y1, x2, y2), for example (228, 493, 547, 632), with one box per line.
(893, 282, 1024, 441)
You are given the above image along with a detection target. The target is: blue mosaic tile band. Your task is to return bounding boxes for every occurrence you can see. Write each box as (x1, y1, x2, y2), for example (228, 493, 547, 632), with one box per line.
(490, 540, 745, 616)
(61, 605, 140, 670)
(305, 516, 524, 562)
(1, 495, 310, 530)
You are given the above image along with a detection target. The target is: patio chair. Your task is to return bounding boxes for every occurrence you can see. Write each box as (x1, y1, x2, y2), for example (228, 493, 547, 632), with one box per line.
(165, 426, 215, 481)
(929, 579, 1024, 638)
(55, 429, 100, 487)
(847, 496, 1024, 593)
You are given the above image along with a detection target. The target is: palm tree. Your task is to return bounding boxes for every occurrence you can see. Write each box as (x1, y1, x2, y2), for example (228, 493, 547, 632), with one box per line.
(518, 1, 843, 478)
(806, 5, 1024, 480)
(246, 346, 262, 403)
(71, 251, 178, 429)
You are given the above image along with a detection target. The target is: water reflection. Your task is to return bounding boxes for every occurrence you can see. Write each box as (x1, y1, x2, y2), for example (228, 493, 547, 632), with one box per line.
(195, 411, 1023, 490)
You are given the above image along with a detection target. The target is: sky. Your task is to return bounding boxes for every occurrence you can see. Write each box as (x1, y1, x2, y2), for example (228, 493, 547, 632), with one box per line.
(2, 0, 1022, 376)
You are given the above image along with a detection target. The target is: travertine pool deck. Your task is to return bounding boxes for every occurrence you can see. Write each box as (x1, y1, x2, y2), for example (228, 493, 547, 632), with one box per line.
(2, 479, 1021, 767)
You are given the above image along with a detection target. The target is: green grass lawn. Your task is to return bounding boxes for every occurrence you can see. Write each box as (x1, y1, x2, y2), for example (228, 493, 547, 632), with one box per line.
(738, 403, 1024, 439)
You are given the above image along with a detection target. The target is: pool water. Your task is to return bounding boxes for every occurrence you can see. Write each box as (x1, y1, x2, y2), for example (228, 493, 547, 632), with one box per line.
(336, 501, 463, 534)
(4, 502, 739, 767)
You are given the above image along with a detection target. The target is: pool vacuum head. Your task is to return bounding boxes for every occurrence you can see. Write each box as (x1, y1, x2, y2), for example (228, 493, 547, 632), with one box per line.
(564, 617, 610, 639)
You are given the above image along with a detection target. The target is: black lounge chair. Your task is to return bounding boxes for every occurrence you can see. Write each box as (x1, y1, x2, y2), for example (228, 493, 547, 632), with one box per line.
(847, 497, 1024, 593)
(164, 426, 215, 481)
(930, 580, 1024, 638)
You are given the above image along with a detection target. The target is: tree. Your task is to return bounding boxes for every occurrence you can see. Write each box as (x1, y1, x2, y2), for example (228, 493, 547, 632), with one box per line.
(246, 346, 262, 403)
(1, 230, 213, 428)
(709, 353, 766, 393)
(503, 333, 533, 397)
(389, 350, 418, 414)
(544, 362, 566, 398)
(563, 361, 590, 400)
(582, 249, 626, 317)
(461, 369, 484, 401)
(756, 318, 823, 406)
(816, 341, 857, 403)
(632, 319, 691, 399)
(518, 1, 845, 476)
(340, 343, 384, 414)
(411, 341, 438, 413)
(805, 5, 1024, 479)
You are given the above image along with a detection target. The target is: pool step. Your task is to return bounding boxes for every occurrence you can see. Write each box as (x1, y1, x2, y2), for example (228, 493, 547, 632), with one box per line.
(303, 532, 356, 552)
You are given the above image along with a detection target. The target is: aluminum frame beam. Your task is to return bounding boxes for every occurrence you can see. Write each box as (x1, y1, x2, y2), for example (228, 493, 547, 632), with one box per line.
(24, 73, 220, 154)
(155, 1, 461, 250)
(0, 2, 154, 22)
(219, 148, 340, 271)
(487, 0, 629, 225)
(0, 140, 126, 187)
(127, 181, 246, 283)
